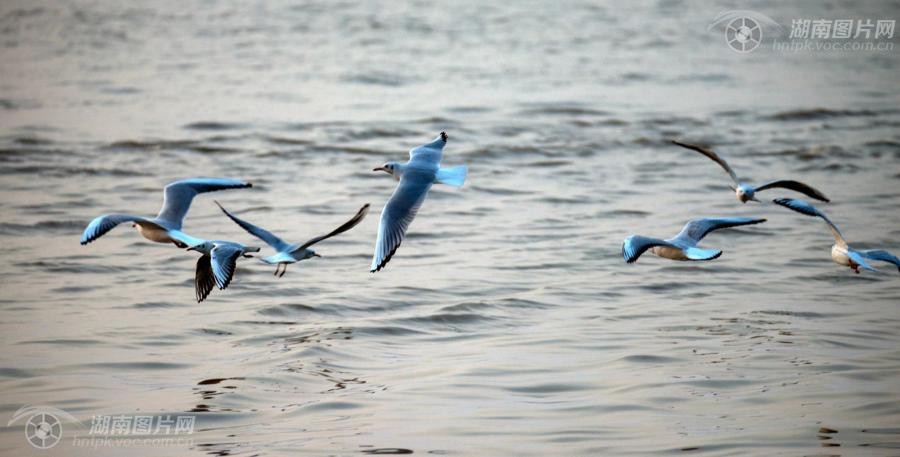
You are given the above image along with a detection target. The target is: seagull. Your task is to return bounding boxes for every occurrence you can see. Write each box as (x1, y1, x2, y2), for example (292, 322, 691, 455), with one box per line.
(671, 140, 830, 204)
(186, 239, 260, 302)
(623, 217, 766, 263)
(773, 198, 900, 274)
(215, 201, 370, 277)
(80, 178, 252, 248)
(370, 131, 468, 272)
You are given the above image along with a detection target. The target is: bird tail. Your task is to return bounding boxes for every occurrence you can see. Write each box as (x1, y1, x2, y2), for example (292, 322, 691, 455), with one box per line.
(435, 165, 468, 187)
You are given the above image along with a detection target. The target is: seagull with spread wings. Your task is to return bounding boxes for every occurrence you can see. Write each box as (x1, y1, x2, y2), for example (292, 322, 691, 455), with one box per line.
(370, 132, 468, 272)
(672, 140, 830, 204)
(216, 201, 370, 277)
(773, 198, 900, 274)
(80, 177, 252, 248)
(623, 217, 766, 263)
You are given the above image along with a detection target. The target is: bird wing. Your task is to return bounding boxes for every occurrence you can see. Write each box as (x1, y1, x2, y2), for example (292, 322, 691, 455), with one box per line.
(80, 214, 151, 245)
(210, 243, 243, 289)
(371, 170, 433, 272)
(672, 217, 767, 246)
(408, 132, 447, 166)
(755, 180, 830, 202)
(296, 204, 370, 251)
(215, 201, 288, 252)
(681, 246, 724, 261)
(772, 198, 847, 247)
(847, 249, 880, 272)
(671, 140, 740, 185)
(622, 235, 676, 263)
(194, 254, 216, 302)
(859, 249, 900, 272)
(156, 178, 252, 229)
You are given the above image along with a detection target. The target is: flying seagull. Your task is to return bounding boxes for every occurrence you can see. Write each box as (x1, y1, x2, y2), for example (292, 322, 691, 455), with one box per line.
(370, 131, 468, 272)
(187, 239, 260, 302)
(623, 217, 766, 263)
(773, 198, 900, 274)
(80, 178, 252, 248)
(216, 201, 370, 277)
(671, 140, 830, 204)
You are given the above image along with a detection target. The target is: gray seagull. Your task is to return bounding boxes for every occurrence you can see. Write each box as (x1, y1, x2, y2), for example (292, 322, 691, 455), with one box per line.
(773, 198, 900, 274)
(370, 132, 468, 272)
(216, 201, 370, 277)
(623, 217, 766, 263)
(672, 140, 830, 204)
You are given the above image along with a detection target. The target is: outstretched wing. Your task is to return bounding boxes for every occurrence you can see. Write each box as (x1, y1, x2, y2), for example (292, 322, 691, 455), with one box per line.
(80, 214, 149, 245)
(755, 180, 830, 202)
(859, 249, 900, 272)
(215, 201, 288, 252)
(195, 254, 216, 302)
(156, 178, 252, 229)
(847, 250, 879, 273)
(408, 132, 447, 166)
(296, 204, 370, 251)
(622, 235, 676, 263)
(210, 244, 243, 289)
(672, 140, 740, 185)
(672, 217, 767, 246)
(773, 198, 847, 246)
(371, 171, 433, 272)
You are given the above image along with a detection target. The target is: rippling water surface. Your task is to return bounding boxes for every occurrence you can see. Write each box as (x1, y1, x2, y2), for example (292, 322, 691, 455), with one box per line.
(1, 1, 899, 456)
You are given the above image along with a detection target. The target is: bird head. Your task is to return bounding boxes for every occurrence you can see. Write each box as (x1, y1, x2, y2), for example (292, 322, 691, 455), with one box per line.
(186, 241, 213, 253)
(735, 184, 758, 203)
(373, 161, 401, 179)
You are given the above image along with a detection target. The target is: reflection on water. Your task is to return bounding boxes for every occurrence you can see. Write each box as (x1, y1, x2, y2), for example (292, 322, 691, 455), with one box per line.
(1, 0, 900, 456)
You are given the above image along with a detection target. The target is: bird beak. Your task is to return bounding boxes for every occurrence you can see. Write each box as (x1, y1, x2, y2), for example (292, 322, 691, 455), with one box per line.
(186, 246, 196, 252)
(373, 166, 387, 172)
(313, 253, 322, 258)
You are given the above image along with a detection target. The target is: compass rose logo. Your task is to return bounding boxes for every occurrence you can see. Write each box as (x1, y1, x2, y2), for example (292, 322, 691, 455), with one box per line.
(726, 16, 762, 52)
(8, 405, 85, 449)
(708, 10, 785, 53)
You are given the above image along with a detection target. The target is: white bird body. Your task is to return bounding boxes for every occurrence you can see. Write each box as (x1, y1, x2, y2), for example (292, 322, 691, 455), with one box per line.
(650, 245, 691, 261)
(370, 132, 467, 272)
(831, 244, 852, 268)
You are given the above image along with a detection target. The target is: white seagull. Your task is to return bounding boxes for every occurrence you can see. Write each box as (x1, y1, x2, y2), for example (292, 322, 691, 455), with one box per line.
(623, 217, 766, 263)
(216, 201, 370, 277)
(672, 140, 830, 204)
(370, 131, 468, 272)
(773, 198, 900, 274)
(80, 177, 252, 248)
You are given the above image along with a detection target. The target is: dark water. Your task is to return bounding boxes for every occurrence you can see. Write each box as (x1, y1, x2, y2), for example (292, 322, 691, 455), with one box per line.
(1, 1, 899, 456)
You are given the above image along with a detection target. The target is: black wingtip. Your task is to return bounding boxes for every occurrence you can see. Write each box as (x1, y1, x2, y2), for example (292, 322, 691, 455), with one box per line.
(440, 131, 448, 142)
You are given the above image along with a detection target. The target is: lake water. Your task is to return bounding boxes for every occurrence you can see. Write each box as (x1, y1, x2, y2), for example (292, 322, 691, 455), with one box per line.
(1, 1, 899, 455)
